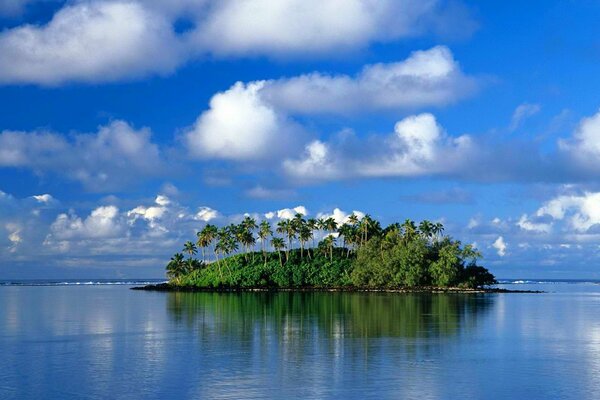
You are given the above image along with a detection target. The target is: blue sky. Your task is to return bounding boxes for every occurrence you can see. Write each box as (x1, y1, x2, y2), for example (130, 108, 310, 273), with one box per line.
(2, 0, 600, 279)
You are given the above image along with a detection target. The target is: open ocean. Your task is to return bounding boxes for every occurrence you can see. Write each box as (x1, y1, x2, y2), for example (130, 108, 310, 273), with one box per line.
(1, 280, 599, 399)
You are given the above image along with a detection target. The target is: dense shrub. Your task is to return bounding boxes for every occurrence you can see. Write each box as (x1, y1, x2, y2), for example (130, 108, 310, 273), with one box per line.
(167, 215, 496, 289)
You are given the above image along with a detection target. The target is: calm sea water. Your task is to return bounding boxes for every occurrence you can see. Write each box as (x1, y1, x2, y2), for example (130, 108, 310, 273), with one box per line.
(1, 280, 600, 399)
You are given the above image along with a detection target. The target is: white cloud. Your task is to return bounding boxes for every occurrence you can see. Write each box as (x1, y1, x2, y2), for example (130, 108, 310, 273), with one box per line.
(190, 0, 475, 57)
(8, 230, 22, 244)
(0, 0, 475, 85)
(6, 223, 22, 253)
(536, 192, 600, 233)
(284, 113, 473, 181)
(492, 236, 507, 256)
(127, 195, 170, 224)
(510, 103, 541, 131)
(361, 113, 471, 176)
(194, 207, 220, 222)
(0, 120, 164, 191)
(185, 81, 303, 161)
(32, 194, 54, 204)
(155, 195, 171, 207)
(48, 206, 124, 241)
(262, 46, 479, 114)
(0, 1, 182, 85)
(517, 214, 552, 233)
(317, 208, 365, 225)
(265, 206, 308, 220)
(283, 140, 341, 181)
(560, 109, 600, 162)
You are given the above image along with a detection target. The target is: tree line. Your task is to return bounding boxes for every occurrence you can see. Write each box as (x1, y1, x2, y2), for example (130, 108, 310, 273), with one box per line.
(166, 213, 495, 289)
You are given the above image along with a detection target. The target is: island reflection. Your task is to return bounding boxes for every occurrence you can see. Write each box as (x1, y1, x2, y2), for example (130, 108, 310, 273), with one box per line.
(166, 292, 494, 340)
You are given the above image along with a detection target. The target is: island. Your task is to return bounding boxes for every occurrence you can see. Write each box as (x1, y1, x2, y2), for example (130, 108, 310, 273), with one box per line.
(132, 213, 538, 293)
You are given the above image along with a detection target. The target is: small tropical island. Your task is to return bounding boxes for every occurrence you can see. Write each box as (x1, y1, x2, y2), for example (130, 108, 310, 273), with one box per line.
(133, 212, 528, 293)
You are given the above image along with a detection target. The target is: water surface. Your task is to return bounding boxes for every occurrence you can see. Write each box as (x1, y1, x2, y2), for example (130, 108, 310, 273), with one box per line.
(1, 282, 599, 399)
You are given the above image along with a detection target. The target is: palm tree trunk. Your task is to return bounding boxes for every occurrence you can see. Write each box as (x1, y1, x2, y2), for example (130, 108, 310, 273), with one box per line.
(216, 252, 223, 279)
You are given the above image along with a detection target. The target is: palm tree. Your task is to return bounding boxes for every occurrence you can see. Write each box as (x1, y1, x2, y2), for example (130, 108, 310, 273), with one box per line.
(307, 218, 318, 249)
(432, 222, 445, 242)
(401, 219, 418, 244)
(166, 253, 185, 281)
(324, 217, 338, 234)
(258, 220, 272, 262)
(321, 235, 336, 261)
(197, 224, 218, 263)
(343, 225, 361, 257)
(230, 222, 253, 261)
(299, 225, 313, 259)
(419, 220, 434, 241)
(338, 223, 350, 249)
(317, 217, 327, 233)
(384, 222, 401, 233)
(241, 216, 258, 252)
(276, 219, 296, 261)
(183, 241, 197, 259)
(185, 258, 201, 274)
(292, 213, 308, 258)
(338, 223, 358, 257)
(242, 216, 258, 232)
(271, 237, 286, 267)
(215, 227, 237, 277)
(349, 213, 360, 225)
(359, 214, 373, 246)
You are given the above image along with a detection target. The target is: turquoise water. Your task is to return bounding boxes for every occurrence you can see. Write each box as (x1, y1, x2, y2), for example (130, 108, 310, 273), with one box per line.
(1, 281, 599, 399)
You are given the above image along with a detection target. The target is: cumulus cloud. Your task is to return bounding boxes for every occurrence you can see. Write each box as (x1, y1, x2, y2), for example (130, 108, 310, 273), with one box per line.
(516, 214, 552, 234)
(42, 194, 222, 255)
(316, 208, 366, 225)
(0, 1, 182, 85)
(0, 120, 165, 191)
(283, 140, 341, 180)
(284, 113, 474, 181)
(262, 46, 479, 114)
(492, 236, 507, 256)
(536, 192, 600, 233)
(0, 0, 475, 85)
(48, 206, 124, 241)
(560, 109, 600, 165)
(193, 0, 475, 57)
(127, 195, 170, 226)
(265, 206, 308, 220)
(185, 82, 304, 161)
(194, 207, 220, 222)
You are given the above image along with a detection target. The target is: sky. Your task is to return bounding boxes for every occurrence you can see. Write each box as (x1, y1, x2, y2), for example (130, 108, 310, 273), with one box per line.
(2, 0, 600, 279)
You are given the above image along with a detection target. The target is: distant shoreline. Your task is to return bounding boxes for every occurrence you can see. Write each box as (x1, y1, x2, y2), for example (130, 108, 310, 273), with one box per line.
(132, 283, 542, 294)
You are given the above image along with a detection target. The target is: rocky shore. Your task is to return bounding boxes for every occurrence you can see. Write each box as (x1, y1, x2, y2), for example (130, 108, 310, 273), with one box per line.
(132, 283, 542, 294)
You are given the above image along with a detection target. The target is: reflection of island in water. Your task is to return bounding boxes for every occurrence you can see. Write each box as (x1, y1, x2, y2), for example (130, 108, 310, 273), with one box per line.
(167, 292, 494, 340)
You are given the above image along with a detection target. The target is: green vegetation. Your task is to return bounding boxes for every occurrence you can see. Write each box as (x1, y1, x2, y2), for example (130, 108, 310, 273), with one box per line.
(167, 292, 494, 339)
(166, 214, 496, 290)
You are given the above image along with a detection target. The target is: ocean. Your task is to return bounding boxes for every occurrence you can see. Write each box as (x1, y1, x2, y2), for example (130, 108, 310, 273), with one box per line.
(0, 280, 598, 399)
